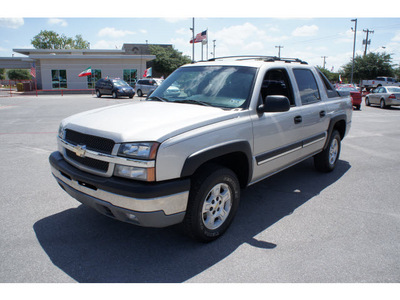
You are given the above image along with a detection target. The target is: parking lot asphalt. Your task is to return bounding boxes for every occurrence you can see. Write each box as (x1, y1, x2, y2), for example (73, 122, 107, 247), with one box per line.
(0, 94, 399, 284)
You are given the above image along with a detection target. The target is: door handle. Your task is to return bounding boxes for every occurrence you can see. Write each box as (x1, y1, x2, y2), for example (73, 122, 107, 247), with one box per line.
(320, 110, 326, 118)
(294, 116, 302, 124)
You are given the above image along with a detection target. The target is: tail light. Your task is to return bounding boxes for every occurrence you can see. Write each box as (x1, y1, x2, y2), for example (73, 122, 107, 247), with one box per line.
(389, 94, 396, 99)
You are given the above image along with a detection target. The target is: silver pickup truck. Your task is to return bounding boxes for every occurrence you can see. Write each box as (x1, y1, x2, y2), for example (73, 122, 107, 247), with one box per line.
(49, 56, 352, 242)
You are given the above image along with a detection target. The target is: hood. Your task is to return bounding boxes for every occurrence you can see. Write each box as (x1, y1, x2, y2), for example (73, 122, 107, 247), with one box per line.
(62, 101, 239, 143)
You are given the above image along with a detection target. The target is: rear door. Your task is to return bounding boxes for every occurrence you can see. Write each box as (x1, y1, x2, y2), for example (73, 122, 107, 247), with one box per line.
(292, 67, 329, 158)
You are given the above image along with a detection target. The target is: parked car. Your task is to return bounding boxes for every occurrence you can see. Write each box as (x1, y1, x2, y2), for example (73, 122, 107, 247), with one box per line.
(337, 85, 362, 110)
(95, 78, 135, 99)
(365, 86, 400, 109)
(135, 78, 163, 97)
(49, 56, 352, 242)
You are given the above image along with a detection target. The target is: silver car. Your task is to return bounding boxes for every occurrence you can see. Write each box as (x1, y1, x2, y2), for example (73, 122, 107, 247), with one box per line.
(365, 86, 400, 108)
(135, 78, 163, 97)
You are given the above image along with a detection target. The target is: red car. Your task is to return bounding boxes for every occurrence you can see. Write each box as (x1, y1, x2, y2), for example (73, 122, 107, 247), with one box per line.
(337, 86, 362, 110)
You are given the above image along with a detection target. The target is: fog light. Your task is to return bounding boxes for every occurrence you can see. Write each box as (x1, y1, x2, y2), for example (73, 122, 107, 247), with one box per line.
(127, 213, 139, 222)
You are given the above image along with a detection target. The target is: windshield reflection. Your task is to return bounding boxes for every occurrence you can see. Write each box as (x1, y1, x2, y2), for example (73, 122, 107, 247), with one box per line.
(149, 66, 257, 109)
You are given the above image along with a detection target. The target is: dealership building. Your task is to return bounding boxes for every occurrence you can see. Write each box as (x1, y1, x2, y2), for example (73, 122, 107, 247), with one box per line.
(0, 43, 170, 90)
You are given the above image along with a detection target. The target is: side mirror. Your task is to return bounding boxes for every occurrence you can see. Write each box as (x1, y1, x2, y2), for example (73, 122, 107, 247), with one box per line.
(257, 95, 290, 113)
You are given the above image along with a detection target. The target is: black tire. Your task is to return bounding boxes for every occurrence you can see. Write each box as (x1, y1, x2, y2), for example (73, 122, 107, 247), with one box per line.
(96, 90, 101, 98)
(137, 89, 143, 97)
(380, 99, 385, 109)
(183, 164, 240, 242)
(129, 95, 133, 99)
(365, 97, 370, 106)
(112, 91, 118, 99)
(314, 130, 341, 172)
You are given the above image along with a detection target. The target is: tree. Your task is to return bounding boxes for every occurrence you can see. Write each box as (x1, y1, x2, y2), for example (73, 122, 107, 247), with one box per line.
(0, 68, 5, 80)
(7, 69, 31, 80)
(341, 52, 395, 83)
(149, 45, 191, 77)
(317, 66, 340, 83)
(31, 30, 90, 49)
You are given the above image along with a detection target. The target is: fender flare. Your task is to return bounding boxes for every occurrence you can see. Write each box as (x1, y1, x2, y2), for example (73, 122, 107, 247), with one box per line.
(180, 141, 253, 186)
(324, 114, 347, 150)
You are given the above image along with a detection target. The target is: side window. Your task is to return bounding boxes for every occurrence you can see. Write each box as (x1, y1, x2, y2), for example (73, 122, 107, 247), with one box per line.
(260, 68, 295, 106)
(317, 70, 340, 98)
(293, 69, 321, 105)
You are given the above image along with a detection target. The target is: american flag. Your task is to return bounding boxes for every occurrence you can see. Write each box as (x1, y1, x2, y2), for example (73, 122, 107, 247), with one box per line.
(190, 30, 207, 44)
(30, 63, 36, 78)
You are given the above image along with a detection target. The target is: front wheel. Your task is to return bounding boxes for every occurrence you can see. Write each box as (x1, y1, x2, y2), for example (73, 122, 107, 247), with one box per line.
(183, 165, 240, 242)
(314, 130, 341, 172)
(96, 90, 101, 98)
(365, 97, 370, 106)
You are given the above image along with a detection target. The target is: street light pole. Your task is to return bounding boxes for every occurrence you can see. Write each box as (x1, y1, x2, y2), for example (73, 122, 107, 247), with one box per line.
(351, 18, 357, 85)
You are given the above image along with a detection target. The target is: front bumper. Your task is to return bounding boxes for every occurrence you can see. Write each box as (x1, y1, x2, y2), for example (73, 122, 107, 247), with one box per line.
(49, 151, 190, 227)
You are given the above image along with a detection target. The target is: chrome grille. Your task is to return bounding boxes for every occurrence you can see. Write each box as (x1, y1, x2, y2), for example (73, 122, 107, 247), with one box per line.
(65, 129, 115, 154)
(65, 149, 109, 172)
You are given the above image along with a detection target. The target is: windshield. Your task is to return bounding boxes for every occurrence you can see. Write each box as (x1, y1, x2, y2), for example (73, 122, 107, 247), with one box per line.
(112, 80, 129, 87)
(387, 87, 400, 93)
(149, 66, 257, 109)
(338, 87, 358, 92)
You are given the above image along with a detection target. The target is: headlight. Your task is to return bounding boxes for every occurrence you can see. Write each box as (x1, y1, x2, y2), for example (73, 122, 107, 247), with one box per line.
(118, 142, 159, 160)
(58, 123, 65, 139)
(114, 165, 155, 181)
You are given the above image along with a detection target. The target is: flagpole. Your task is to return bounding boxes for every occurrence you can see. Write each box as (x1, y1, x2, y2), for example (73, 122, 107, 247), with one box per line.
(206, 28, 208, 60)
(191, 18, 195, 62)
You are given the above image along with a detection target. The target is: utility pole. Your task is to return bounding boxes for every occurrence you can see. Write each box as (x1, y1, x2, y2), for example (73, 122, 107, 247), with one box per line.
(275, 45, 283, 58)
(351, 19, 357, 84)
(321, 56, 328, 69)
(363, 29, 374, 56)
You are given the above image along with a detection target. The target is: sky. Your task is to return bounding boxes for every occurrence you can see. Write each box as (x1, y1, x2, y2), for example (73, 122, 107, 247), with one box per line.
(1, 1, 400, 72)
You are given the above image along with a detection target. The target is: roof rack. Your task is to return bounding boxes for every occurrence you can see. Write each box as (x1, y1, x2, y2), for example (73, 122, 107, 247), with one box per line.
(208, 55, 308, 65)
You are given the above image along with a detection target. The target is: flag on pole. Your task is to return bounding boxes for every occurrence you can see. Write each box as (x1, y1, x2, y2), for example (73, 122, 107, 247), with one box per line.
(30, 63, 36, 78)
(190, 30, 207, 44)
(78, 66, 92, 77)
(143, 67, 152, 78)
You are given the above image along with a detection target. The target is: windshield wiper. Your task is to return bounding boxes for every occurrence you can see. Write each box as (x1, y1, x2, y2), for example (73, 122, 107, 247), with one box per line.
(174, 99, 211, 107)
(147, 96, 168, 102)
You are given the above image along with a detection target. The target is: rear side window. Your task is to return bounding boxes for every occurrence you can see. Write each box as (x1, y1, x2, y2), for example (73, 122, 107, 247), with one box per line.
(293, 69, 321, 105)
(317, 70, 340, 98)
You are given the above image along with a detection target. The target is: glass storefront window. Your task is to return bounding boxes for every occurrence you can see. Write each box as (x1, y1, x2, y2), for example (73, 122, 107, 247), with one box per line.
(51, 69, 67, 89)
(87, 69, 101, 88)
(123, 69, 137, 87)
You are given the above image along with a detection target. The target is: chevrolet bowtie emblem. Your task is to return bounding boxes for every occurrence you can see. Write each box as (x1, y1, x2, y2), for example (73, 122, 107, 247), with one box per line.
(73, 144, 87, 158)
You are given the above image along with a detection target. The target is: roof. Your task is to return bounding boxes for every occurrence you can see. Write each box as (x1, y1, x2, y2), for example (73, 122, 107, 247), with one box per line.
(183, 56, 309, 69)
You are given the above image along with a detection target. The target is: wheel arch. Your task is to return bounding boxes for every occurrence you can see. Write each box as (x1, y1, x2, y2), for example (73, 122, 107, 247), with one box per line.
(181, 141, 253, 188)
(323, 115, 346, 150)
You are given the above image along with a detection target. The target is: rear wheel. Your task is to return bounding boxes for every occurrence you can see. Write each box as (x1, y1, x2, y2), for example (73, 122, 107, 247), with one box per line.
(137, 89, 143, 97)
(96, 90, 101, 98)
(314, 130, 341, 172)
(183, 165, 240, 242)
(380, 99, 386, 109)
(112, 91, 118, 99)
